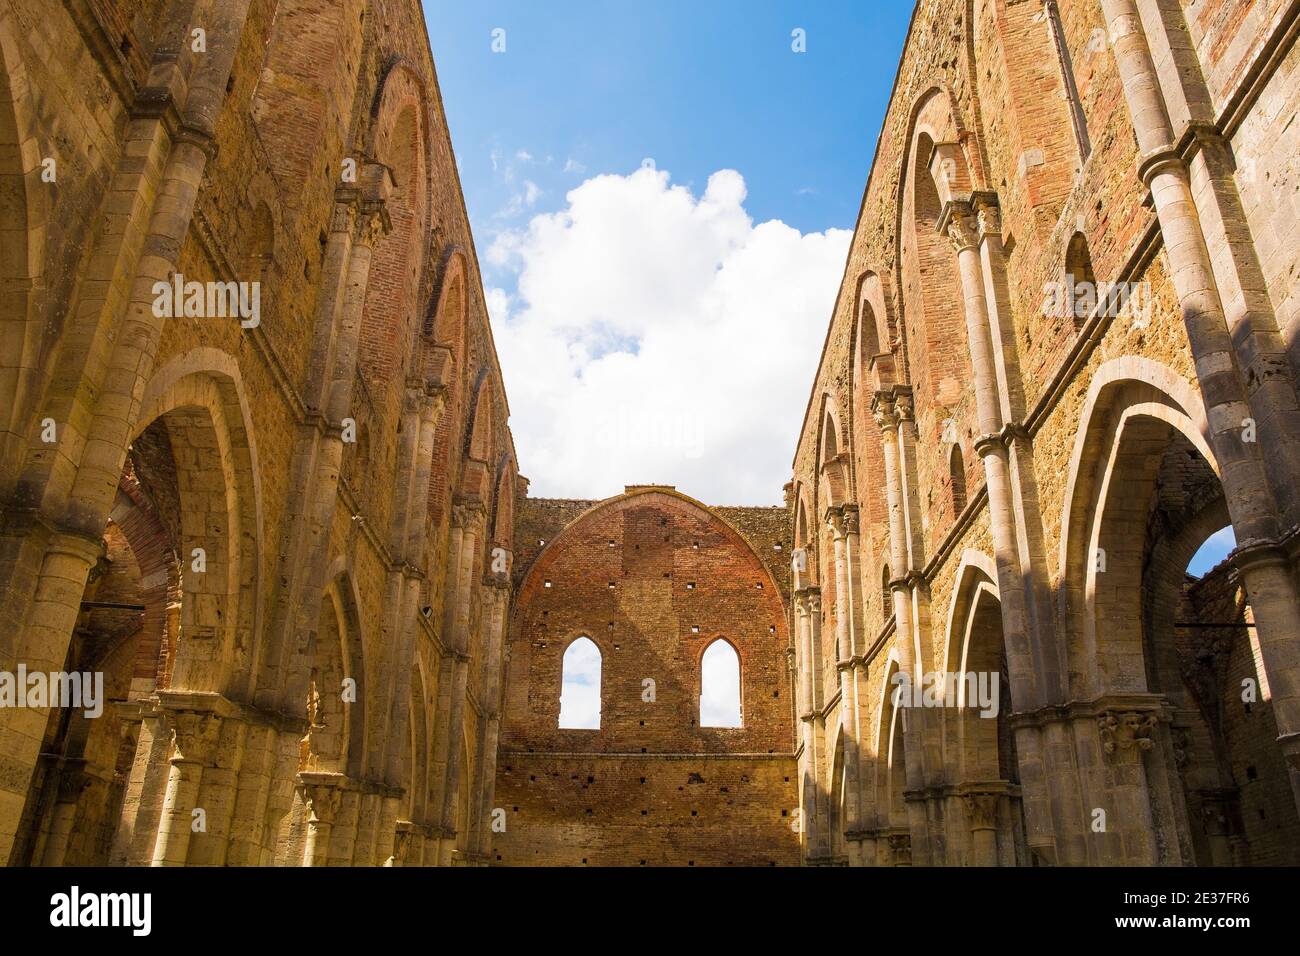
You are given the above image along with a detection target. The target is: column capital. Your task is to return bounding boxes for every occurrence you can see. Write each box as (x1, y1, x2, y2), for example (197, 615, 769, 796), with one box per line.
(451, 497, 487, 532)
(1097, 711, 1159, 758)
(795, 586, 822, 615)
(943, 200, 980, 252)
(872, 401, 900, 433)
(975, 195, 1001, 242)
(894, 391, 916, 425)
(298, 771, 346, 824)
(841, 504, 859, 537)
(167, 711, 223, 766)
(354, 204, 391, 248)
(825, 505, 848, 539)
(973, 431, 1005, 458)
(964, 792, 1001, 831)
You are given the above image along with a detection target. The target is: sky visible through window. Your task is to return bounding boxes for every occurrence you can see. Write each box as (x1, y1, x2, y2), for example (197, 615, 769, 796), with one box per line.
(558, 637, 602, 729)
(423, 1, 913, 505)
(700, 640, 742, 728)
(1187, 525, 1236, 578)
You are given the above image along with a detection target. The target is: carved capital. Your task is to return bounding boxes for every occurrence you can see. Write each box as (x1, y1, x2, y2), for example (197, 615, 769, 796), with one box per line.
(873, 401, 899, 433)
(795, 586, 822, 616)
(841, 505, 859, 537)
(975, 197, 1001, 241)
(887, 832, 912, 865)
(451, 498, 487, 532)
(894, 392, 916, 424)
(329, 196, 359, 236)
(945, 203, 979, 252)
(299, 771, 345, 824)
(354, 204, 390, 248)
(169, 711, 222, 766)
(1097, 711, 1158, 756)
(826, 506, 848, 540)
(964, 792, 1000, 831)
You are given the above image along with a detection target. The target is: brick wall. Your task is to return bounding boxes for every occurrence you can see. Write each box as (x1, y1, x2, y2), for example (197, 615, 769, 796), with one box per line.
(495, 487, 800, 865)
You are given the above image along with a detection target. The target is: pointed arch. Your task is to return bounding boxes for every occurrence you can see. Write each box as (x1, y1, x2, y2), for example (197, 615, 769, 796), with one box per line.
(948, 442, 968, 516)
(134, 349, 264, 698)
(817, 394, 850, 508)
(898, 88, 977, 446)
(1058, 358, 1217, 698)
(1064, 231, 1096, 330)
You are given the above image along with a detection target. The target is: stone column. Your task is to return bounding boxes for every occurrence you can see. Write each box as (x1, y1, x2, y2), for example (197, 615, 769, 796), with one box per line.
(827, 506, 863, 860)
(944, 198, 1062, 861)
(223, 722, 280, 866)
(793, 588, 824, 860)
(375, 789, 401, 866)
(151, 711, 221, 866)
(109, 701, 169, 866)
(965, 792, 1000, 867)
(1101, 0, 1300, 813)
(469, 572, 510, 858)
(38, 759, 89, 866)
(186, 715, 245, 865)
(435, 499, 485, 863)
(327, 787, 361, 866)
(352, 790, 380, 866)
(872, 392, 931, 864)
(298, 772, 344, 868)
(263, 188, 391, 711)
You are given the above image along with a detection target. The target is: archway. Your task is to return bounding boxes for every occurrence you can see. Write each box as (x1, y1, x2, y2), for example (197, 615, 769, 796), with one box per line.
(941, 558, 1026, 866)
(1061, 363, 1300, 864)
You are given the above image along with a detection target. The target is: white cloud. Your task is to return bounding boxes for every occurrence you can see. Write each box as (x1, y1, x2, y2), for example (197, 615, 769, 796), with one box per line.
(490, 165, 850, 505)
(516, 149, 534, 162)
(563, 158, 587, 174)
(495, 179, 544, 220)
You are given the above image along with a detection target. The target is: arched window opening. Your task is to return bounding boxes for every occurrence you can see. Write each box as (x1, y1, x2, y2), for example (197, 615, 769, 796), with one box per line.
(881, 564, 893, 624)
(700, 639, 742, 728)
(822, 411, 839, 459)
(559, 637, 601, 729)
(1187, 526, 1236, 579)
(859, 297, 880, 366)
(1065, 232, 1096, 329)
(949, 443, 968, 515)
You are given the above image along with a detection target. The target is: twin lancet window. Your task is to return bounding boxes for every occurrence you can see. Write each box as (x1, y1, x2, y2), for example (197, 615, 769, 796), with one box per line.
(558, 636, 741, 729)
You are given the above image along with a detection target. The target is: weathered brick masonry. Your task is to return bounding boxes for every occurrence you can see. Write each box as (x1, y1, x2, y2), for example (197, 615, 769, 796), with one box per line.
(3, 0, 1299, 869)
(0, 0, 518, 866)
(789, 0, 1300, 866)
(494, 488, 800, 866)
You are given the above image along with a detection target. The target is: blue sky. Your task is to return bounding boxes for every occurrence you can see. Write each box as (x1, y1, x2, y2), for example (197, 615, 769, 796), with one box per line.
(425, 1, 913, 276)
(421, 2, 914, 505)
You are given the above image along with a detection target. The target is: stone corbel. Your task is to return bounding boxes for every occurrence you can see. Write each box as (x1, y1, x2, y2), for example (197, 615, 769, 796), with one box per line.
(887, 832, 912, 865)
(1097, 710, 1159, 756)
(964, 792, 1001, 831)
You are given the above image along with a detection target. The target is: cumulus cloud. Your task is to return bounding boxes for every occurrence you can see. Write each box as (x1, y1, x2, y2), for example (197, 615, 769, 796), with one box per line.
(487, 165, 850, 505)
